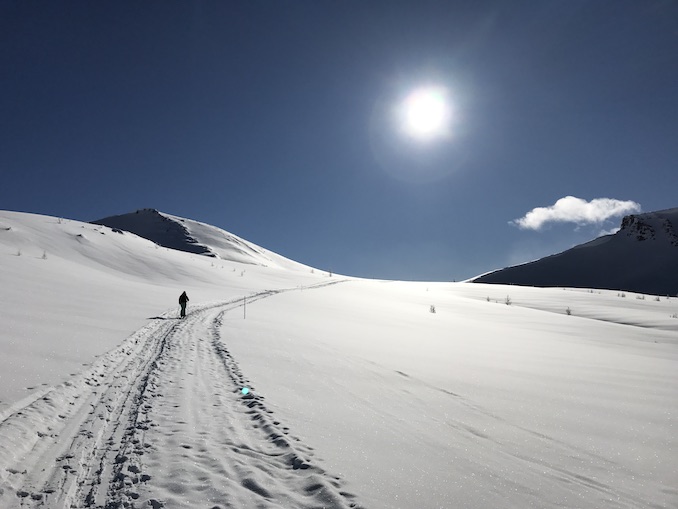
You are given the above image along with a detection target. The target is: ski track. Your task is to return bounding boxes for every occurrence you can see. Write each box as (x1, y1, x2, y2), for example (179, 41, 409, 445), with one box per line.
(0, 282, 361, 509)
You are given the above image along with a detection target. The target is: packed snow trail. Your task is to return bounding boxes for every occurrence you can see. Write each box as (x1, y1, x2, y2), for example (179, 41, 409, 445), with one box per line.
(0, 285, 362, 508)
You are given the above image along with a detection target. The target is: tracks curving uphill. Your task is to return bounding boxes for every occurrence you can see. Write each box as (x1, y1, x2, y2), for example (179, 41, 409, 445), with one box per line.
(0, 284, 362, 508)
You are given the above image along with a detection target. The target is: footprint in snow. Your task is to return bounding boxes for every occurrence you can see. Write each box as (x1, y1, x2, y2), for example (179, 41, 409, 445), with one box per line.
(241, 478, 271, 498)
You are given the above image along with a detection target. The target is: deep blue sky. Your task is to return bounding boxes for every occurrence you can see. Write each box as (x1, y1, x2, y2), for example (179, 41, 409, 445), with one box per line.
(2, 1, 677, 280)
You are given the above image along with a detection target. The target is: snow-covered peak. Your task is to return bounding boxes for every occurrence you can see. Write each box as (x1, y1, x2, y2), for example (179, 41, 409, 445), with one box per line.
(619, 207, 678, 246)
(93, 209, 311, 271)
(473, 207, 678, 295)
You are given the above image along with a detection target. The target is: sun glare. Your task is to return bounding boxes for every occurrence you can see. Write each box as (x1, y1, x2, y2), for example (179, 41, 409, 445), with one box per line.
(400, 86, 451, 141)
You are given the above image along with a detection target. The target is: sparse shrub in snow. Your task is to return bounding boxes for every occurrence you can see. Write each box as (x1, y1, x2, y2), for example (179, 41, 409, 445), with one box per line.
(505, 295, 512, 306)
(618, 292, 626, 298)
(671, 313, 678, 319)
(566, 307, 572, 315)
(42, 251, 47, 260)
(486, 296, 491, 302)
(636, 295, 645, 300)
(16, 249, 21, 256)
(655, 296, 661, 301)
(430, 305, 436, 314)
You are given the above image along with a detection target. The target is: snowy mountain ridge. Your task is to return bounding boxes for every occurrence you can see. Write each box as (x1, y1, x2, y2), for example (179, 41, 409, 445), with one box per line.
(92, 208, 312, 271)
(474, 207, 678, 295)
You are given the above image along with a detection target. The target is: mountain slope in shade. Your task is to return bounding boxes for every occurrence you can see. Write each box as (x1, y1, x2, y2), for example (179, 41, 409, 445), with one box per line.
(473, 207, 678, 296)
(93, 209, 313, 271)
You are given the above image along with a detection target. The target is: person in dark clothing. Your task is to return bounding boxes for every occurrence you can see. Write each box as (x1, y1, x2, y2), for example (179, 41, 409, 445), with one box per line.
(179, 291, 189, 318)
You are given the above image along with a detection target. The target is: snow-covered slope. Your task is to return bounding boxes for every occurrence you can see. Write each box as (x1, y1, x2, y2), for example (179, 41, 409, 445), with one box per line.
(0, 211, 324, 408)
(1, 210, 677, 509)
(474, 207, 678, 295)
(93, 208, 312, 271)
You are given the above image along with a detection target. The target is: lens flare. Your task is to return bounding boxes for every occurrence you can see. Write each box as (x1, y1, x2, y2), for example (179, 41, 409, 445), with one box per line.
(400, 86, 451, 141)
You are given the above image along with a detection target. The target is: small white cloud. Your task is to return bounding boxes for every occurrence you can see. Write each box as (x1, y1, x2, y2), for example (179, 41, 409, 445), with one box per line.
(511, 196, 641, 231)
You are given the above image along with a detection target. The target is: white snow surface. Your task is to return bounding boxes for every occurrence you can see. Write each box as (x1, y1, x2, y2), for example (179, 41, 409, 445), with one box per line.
(0, 210, 677, 509)
(93, 208, 312, 271)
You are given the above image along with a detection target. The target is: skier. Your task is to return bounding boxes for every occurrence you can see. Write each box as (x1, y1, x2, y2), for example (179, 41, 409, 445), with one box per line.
(179, 291, 189, 318)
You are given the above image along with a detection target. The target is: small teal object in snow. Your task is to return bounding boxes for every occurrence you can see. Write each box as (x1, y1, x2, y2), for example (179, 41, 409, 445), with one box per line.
(241, 387, 250, 395)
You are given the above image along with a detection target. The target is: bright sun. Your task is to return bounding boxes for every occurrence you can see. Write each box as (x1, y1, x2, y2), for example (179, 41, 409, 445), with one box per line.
(400, 86, 451, 141)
